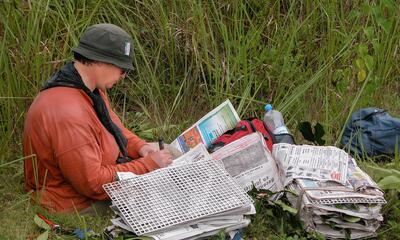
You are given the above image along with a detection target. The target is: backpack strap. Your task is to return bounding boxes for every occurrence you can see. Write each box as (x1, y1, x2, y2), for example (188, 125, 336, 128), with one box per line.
(245, 119, 257, 132)
(223, 124, 248, 135)
(245, 118, 274, 142)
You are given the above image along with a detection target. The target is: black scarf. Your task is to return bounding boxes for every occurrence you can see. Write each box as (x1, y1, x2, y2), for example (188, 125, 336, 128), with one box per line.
(42, 61, 131, 163)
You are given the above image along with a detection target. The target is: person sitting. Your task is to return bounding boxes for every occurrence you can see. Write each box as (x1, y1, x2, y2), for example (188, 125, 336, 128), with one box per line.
(23, 23, 173, 213)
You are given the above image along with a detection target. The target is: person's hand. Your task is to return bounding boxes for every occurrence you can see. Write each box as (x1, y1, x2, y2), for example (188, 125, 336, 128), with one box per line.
(148, 149, 173, 168)
(138, 144, 158, 157)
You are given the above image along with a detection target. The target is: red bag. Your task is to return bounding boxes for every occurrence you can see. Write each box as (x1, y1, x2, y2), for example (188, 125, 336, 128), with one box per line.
(209, 118, 274, 152)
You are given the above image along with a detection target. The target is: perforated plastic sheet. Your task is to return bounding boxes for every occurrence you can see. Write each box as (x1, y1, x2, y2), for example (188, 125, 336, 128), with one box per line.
(103, 160, 252, 235)
(311, 197, 387, 205)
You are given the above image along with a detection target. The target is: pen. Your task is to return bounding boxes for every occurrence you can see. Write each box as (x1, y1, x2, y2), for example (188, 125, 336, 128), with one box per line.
(158, 137, 164, 150)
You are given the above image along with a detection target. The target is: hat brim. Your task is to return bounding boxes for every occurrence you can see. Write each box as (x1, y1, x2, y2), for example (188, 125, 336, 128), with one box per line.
(72, 46, 134, 70)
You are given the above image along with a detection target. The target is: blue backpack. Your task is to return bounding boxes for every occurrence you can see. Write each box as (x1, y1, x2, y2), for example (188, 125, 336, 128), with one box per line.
(341, 108, 400, 157)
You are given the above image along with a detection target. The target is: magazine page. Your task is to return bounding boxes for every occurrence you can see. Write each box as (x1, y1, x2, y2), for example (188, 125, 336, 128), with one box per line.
(171, 99, 240, 153)
(211, 132, 283, 192)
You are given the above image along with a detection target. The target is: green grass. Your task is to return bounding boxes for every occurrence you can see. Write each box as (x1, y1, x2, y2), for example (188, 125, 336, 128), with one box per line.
(0, 0, 399, 239)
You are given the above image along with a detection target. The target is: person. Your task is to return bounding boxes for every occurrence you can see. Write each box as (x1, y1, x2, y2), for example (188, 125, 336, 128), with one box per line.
(23, 23, 173, 213)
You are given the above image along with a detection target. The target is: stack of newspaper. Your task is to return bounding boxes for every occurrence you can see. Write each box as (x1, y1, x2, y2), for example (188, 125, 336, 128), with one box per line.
(272, 143, 386, 239)
(103, 145, 255, 240)
(105, 100, 386, 239)
(167, 100, 386, 239)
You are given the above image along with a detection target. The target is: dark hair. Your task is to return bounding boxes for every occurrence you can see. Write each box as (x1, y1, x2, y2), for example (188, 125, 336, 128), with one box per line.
(73, 52, 128, 74)
(73, 52, 98, 65)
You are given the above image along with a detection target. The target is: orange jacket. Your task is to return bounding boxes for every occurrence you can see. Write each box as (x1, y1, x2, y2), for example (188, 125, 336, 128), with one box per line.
(23, 87, 159, 213)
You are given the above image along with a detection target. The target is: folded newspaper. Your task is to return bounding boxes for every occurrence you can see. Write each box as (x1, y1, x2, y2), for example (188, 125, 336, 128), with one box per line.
(211, 132, 283, 193)
(104, 145, 255, 240)
(208, 133, 386, 239)
(273, 143, 386, 239)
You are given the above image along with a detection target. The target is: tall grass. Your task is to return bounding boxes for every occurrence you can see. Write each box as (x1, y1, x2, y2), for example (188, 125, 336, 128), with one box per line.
(0, 0, 399, 239)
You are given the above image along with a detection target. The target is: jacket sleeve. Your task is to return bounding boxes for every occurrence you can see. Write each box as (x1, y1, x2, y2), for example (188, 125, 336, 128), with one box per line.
(101, 91, 149, 158)
(56, 122, 160, 200)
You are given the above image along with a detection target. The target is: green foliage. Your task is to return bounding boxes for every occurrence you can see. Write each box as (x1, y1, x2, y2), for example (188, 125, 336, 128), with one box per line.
(361, 161, 400, 239)
(366, 165, 400, 190)
(378, 176, 400, 190)
(33, 215, 51, 231)
(298, 122, 326, 145)
(36, 231, 49, 240)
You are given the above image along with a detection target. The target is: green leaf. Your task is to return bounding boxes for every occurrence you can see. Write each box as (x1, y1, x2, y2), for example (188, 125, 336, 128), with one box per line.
(382, 0, 396, 9)
(36, 230, 49, 240)
(34, 215, 51, 231)
(298, 122, 326, 145)
(363, 55, 374, 71)
(355, 58, 364, 69)
(343, 215, 361, 223)
(363, 27, 374, 39)
(378, 175, 400, 190)
(357, 69, 366, 82)
(338, 68, 351, 92)
(348, 10, 361, 20)
(372, 40, 381, 53)
(357, 44, 368, 56)
(366, 165, 400, 179)
(313, 123, 326, 146)
(274, 200, 298, 214)
(360, 3, 372, 15)
(370, 6, 381, 17)
(334, 81, 344, 93)
(298, 122, 314, 142)
(377, 18, 392, 33)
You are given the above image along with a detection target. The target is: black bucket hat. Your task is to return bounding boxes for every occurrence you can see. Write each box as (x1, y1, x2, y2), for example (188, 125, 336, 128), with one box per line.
(72, 23, 134, 70)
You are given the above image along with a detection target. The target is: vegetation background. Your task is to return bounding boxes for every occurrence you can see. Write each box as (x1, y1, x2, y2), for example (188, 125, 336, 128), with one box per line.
(0, 0, 399, 239)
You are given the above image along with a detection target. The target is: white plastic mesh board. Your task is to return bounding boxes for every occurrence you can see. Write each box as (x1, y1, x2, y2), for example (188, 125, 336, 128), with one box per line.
(103, 160, 252, 235)
(310, 197, 387, 205)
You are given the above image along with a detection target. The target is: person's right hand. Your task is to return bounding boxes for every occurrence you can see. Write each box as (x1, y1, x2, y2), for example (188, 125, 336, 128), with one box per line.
(148, 149, 173, 168)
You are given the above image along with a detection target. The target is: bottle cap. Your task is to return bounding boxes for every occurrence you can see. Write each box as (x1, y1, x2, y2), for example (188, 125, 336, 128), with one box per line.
(264, 104, 273, 112)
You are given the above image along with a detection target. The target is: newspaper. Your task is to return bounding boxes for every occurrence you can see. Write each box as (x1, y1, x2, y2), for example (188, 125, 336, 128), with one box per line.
(288, 182, 384, 220)
(171, 100, 240, 153)
(272, 143, 349, 186)
(288, 153, 385, 205)
(347, 157, 380, 192)
(312, 216, 381, 232)
(295, 179, 386, 204)
(170, 144, 213, 167)
(277, 144, 386, 239)
(117, 144, 213, 180)
(286, 190, 382, 239)
(211, 132, 283, 192)
(313, 224, 376, 239)
(110, 216, 249, 240)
